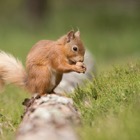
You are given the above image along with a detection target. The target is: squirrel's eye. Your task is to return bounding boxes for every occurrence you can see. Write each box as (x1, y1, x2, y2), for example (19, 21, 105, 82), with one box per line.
(72, 45, 78, 52)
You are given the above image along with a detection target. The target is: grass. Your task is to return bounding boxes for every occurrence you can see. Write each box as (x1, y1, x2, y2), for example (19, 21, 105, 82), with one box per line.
(0, 86, 28, 140)
(72, 61, 140, 140)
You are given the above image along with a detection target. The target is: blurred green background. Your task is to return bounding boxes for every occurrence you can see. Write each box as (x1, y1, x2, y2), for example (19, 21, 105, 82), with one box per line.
(0, 0, 140, 69)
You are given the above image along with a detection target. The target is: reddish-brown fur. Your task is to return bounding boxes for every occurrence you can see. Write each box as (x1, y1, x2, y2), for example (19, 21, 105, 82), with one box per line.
(26, 31, 86, 95)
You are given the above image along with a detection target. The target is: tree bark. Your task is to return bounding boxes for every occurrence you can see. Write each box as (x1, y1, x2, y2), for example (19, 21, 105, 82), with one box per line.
(16, 94, 80, 140)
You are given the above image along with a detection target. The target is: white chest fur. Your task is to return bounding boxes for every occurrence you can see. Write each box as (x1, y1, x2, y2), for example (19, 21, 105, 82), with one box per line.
(47, 68, 57, 92)
(50, 69, 56, 87)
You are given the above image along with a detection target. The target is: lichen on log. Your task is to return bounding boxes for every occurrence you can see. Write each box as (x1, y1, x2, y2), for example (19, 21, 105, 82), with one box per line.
(16, 94, 80, 140)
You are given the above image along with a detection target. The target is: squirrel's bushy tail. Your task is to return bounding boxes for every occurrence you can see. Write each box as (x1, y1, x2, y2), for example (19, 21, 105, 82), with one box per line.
(0, 51, 26, 90)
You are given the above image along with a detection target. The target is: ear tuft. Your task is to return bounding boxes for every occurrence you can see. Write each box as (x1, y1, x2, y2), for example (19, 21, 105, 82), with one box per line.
(75, 31, 80, 38)
(66, 30, 75, 43)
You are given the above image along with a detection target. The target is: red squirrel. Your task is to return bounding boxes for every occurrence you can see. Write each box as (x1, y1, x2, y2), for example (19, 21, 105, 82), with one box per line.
(0, 30, 86, 96)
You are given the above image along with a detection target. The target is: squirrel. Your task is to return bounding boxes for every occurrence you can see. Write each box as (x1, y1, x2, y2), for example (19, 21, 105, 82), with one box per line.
(0, 30, 86, 96)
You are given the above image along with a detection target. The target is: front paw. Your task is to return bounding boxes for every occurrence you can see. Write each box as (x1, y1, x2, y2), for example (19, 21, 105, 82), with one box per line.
(74, 62, 86, 73)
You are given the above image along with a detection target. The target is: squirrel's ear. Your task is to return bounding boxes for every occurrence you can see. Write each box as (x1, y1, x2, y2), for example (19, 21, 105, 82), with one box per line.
(75, 31, 80, 38)
(66, 30, 75, 43)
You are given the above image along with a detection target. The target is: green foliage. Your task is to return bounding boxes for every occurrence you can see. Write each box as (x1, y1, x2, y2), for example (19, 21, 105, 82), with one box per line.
(0, 86, 29, 140)
(71, 62, 140, 140)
